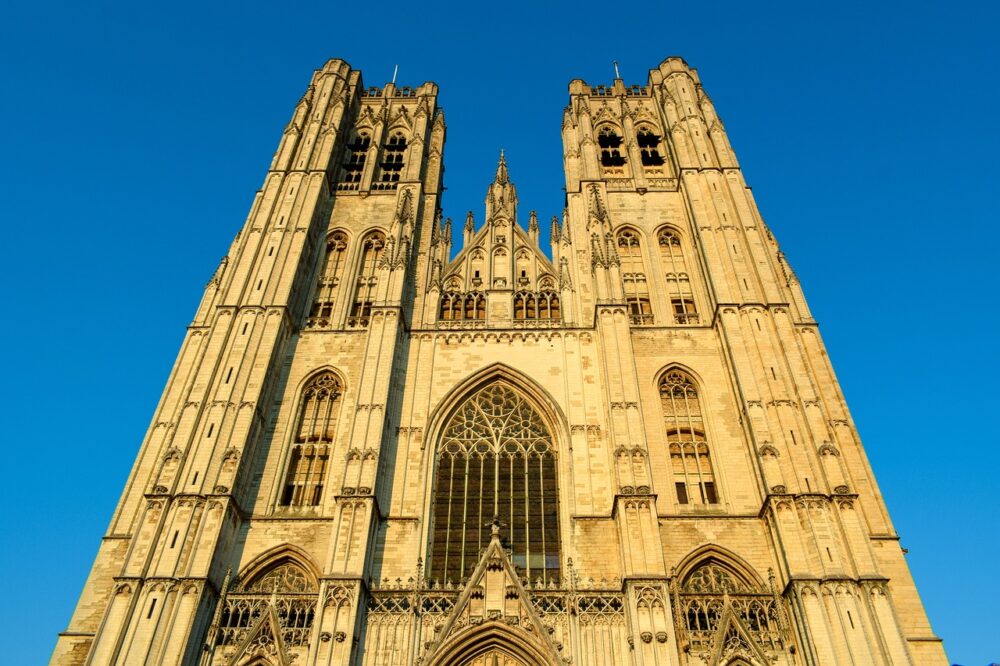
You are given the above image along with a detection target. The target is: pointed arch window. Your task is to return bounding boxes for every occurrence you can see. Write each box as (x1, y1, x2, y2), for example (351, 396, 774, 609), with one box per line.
(430, 382, 561, 584)
(374, 132, 407, 190)
(438, 288, 485, 325)
(280, 372, 341, 507)
(637, 127, 666, 167)
(349, 232, 385, 328)
(216, 559, 318, 650)
(617, 229, 653, 325)
(338, 132, 370, 191)
(598, 125, 626, 169)
(658, 228, 700, 324)
(513, 290, 560, 322)
(660, 370, 718, 505)
(678, 559, 784, 654)
(307, 232, 348, 329)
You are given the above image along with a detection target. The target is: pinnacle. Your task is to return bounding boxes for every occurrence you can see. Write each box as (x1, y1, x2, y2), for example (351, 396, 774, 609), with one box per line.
(494, 149, 509, 185)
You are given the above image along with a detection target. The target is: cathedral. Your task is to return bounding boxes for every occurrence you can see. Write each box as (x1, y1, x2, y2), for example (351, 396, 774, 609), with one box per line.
(54, 57, 946, 665)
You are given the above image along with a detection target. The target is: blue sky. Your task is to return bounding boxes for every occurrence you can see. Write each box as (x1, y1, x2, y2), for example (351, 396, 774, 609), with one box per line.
(1, 0, 997, 663)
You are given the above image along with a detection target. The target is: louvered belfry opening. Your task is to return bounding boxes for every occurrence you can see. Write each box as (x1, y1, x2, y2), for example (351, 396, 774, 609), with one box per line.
(430, 381, 561, 584)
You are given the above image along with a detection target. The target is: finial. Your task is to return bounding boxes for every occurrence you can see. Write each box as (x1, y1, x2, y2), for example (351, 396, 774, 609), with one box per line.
(464, 211, 475, 231)
(613, 60, 621, 80)
(529, 211, 539, 233)
(489, 515, 505, 539)
(495, 150, 509, 184)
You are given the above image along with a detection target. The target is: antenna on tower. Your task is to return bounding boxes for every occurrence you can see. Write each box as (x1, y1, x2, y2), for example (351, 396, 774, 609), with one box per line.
(613, 60, 621, 79)
(391, 64, 398, 85)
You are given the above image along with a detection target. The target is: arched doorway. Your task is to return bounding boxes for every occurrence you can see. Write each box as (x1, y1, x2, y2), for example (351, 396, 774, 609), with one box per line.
(455, 647, 535, 666)
(427, 622, 554, 666)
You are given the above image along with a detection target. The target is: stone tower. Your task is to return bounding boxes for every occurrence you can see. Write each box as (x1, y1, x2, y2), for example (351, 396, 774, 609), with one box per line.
(54, 58, 946, 666)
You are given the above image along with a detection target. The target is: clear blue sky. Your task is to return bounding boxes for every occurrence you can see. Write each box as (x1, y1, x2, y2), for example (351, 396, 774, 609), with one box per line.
(1, 1, 996, 663)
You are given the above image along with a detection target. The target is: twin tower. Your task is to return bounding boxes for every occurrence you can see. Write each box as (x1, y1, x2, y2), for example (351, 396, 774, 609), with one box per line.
(55, 58, 945, 665)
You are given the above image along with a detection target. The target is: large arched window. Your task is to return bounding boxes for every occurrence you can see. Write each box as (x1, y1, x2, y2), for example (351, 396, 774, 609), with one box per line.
(349, 232, 385, 328)
(658, 228, 699, 324)
(659, 370, 718, 505)
(307, 231, 348, 329)
(617, 229, 652, 325)
(280, 372, 342, 507)
(430, 382, 561, 583)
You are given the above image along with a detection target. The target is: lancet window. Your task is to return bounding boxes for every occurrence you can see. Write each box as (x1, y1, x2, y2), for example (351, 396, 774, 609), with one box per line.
(216, 559, 317, 650)
(617, 229, 652, 325)
(513, 290, 560, 321)
(660, 370, 718, 505)
(338, 132, 370, 191)
(430, 382, 561, 584)
(658, 228, 699, 324)
(374, 131, 406, 190)
(597, 125, 627, 170)
(306, 231, 348, 329)
(279, 372, 341, 507)
(637, 127, 666, 167)
(678, 560, 783, 654)
(349, 232, 384, 328)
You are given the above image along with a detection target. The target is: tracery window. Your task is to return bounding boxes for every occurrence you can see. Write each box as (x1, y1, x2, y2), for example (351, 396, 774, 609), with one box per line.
(678, 560, 783, 653)
(374, 131, 406, 190)
(280, 372, 341, 507)
(306, 232, 348, 329)
(660, 370, 718, 505)
(217, 560, 317, 650)
(439, 290, 485, 323)
(430, 382, 561, 584)
(338, 132, 370, 191)
(617, 229, 652, 325)
(637, 127, 666, 167)
(513, 291, 560, 321)
(349, 232, 385, 328)
(658, 228, 699, 324)
(597, 126, 626, 169)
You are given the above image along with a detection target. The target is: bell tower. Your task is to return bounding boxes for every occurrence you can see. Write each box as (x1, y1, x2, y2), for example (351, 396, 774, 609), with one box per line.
(52, 59, 445, 665)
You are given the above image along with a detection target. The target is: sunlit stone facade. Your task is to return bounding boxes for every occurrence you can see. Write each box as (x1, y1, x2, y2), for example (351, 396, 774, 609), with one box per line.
(54, 57, 945, 665)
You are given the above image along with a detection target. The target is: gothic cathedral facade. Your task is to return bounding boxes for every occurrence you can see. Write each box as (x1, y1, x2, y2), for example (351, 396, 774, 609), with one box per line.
(54, 58, 946, 665)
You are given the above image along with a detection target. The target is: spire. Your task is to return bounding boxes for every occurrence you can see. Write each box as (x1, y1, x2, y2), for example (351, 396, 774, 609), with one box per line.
(484, 151, 517, 222)
(495, 149, 509, 184)
(443, 217, 452, 246)
(528, 211, 539, 245)
(550, 215, 561, 244)
(463, 211, 475, 246)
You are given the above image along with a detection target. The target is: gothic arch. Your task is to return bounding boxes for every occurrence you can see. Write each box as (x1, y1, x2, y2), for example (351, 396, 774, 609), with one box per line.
(325, 226, 352, 243)
(236, 544, 321, 591)
(425, 364, 568, 448)
(654, 223, 686, 242)
(652, 362, 706, 392)
(674, 544, 766, 591)
(427, 621, 556, 666)
(292, 365, 347, 397)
